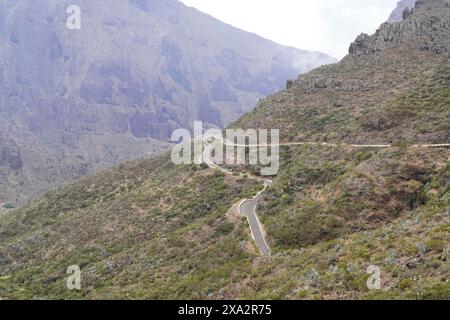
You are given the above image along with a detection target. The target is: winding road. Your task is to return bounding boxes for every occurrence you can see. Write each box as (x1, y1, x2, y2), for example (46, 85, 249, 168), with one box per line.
(198, 137, 449, 257)
(218, 136, 450, 149)
(200, 139, 273, 256)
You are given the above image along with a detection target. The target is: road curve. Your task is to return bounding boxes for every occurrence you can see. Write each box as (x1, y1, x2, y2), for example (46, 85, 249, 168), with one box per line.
(198, 138, 449, 257)
(238, 180, 272, 256)
(201, 139, 272, 256)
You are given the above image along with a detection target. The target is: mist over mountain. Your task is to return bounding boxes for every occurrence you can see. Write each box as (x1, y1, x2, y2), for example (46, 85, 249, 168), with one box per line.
(0, 0, 336, 207)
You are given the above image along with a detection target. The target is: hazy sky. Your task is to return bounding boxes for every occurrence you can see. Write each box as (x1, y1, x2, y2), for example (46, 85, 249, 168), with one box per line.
(180, 0, 399, 59)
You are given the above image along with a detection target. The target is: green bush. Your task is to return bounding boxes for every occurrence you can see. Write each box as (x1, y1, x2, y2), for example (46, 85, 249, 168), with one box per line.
(2, 203, 14, 209)
(355, 151, 372, 162)
(420, 282, 450, 300)
(426, 239, 445, 253)
(216, 222, 235, 235)
(399, 279, 414, 290)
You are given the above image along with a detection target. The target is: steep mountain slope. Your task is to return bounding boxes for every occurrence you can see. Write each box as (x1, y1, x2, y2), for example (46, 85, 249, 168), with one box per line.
(0, 0, 448, 300)
(0, 0, 336, 207)
(0, 156, 265, 299)
(234, 0, 449, 145)
(232, 0, 450, 250)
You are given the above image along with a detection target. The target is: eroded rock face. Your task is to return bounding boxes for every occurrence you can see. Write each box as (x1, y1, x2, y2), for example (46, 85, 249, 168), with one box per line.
(292, 76, 378, 93)
(286, 1, 450, 93)
(350, 0, 450, 58)
(0, 143, 23, 171)
(0, 0, 336, 206)
(348, 33, 372, 57)
(389, 0, 417, 23)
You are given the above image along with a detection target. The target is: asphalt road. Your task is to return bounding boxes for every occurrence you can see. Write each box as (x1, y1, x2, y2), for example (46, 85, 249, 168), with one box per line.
(199, 137, 449, 257)
(238, 180, 272, 256)
(201, 139, 272, 256)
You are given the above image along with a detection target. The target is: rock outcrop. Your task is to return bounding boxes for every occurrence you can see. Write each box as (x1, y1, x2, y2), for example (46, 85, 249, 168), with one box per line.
(240, 0, 450, 146)
(389, 0, 417, 23)
(351, 0, 450, 57)
(285, 0, 450, 92)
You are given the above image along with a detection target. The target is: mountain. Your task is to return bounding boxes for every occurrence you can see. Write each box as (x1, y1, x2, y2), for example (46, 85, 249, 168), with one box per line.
(235, 0, 449, 145)
(0, 0, 449, 299)
(0, 0, 336, 208)
(388, 0, 417, 23)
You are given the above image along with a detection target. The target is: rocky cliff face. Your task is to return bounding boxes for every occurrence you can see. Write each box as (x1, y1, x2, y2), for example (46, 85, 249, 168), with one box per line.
(389, 0, 417, 23)
(0, 0, 335, 206)
(352, 0, 450, 57)
(236, 0, 449, 144)
(284, 0, 450, 107)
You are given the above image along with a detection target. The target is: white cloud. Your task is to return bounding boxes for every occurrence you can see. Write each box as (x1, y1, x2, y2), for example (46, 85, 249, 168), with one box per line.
(180, 0, 399, 59)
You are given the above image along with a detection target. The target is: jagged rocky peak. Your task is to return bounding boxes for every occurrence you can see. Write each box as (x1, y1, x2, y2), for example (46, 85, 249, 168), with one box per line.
(286, 0, 450, 92)
(349, 0, 450, 58)
(389, 0, 417, 23)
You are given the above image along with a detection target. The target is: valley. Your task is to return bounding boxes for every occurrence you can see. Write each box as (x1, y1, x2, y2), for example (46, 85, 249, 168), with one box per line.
(0, 0, 449, 300)
(0, 0, 335, 207)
